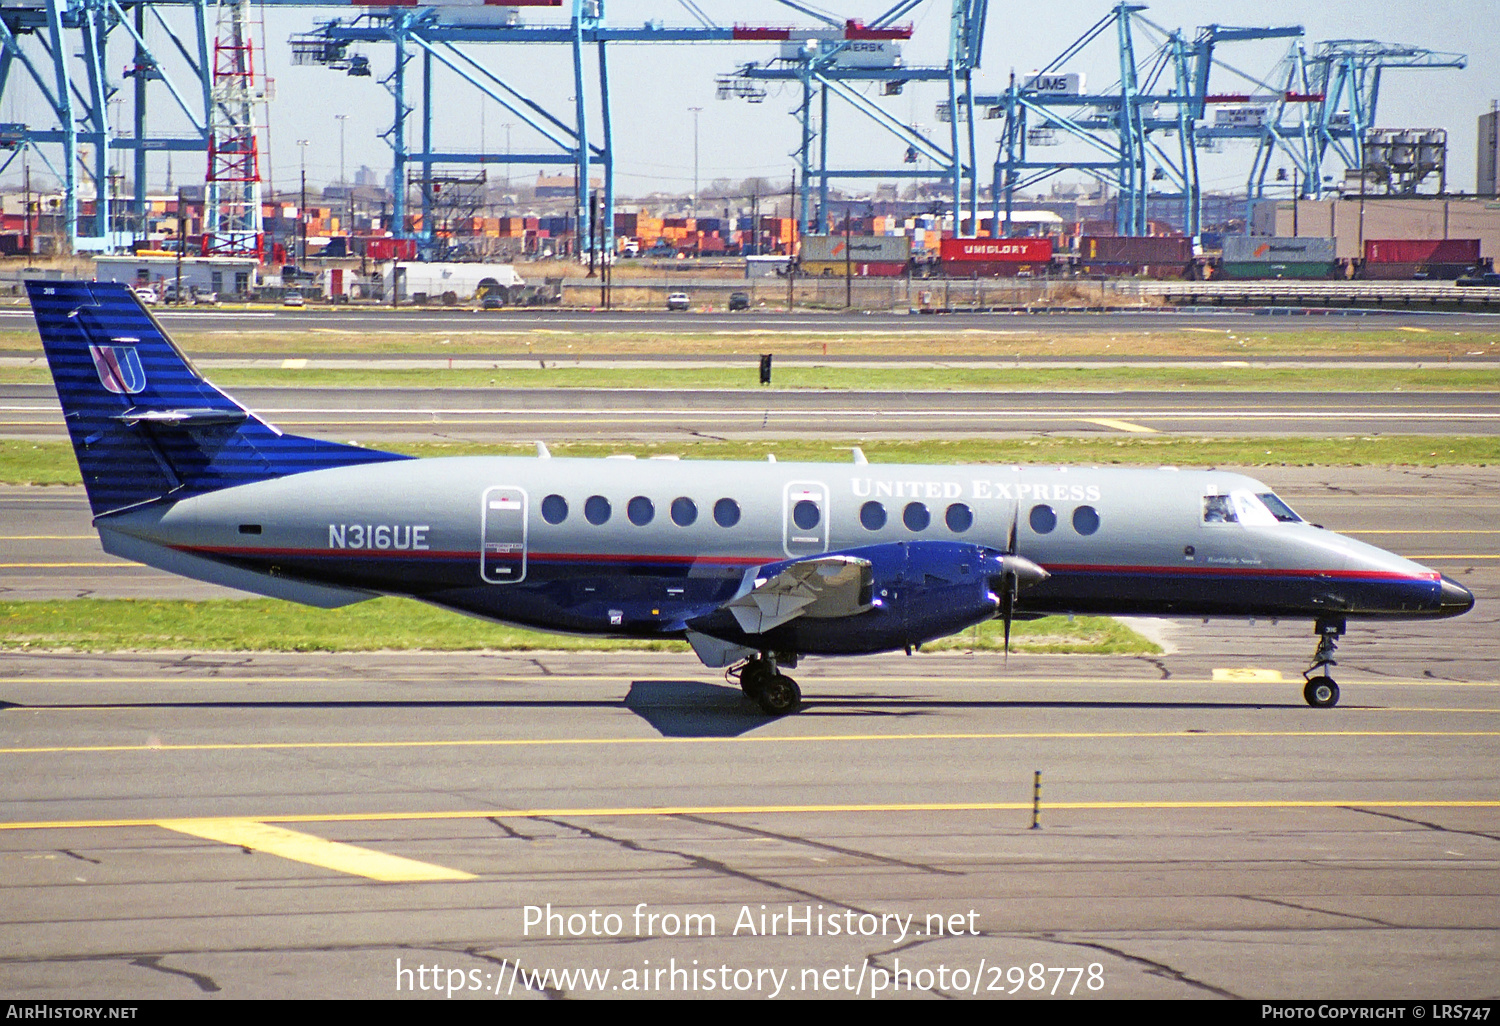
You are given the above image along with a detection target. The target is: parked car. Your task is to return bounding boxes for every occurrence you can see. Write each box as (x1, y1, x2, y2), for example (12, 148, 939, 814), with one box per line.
(728, 291, 750, 311)
(666, 292, 690, 311)
(282, 290, 305, 308)
(1456, 271, 1500, 286)
(192, 288, 219, 305)
(132, 286, 159, 305)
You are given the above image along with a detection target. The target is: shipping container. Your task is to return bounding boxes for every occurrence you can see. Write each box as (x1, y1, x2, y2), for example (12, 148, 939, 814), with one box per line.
(1078, 262, 1190, 280)
(1081, 235, 1192, 263)
(1219, 262, 1337, 280)
(1222, 236, 1337, 263)
(1364, 239, 1481, 264)
(941, 238, 1053, 263)
(799, 260, 908, 278)
(800, 234, 912, 264)
(940, 261, 1048, 278)
(1360, 262, 1475, 281)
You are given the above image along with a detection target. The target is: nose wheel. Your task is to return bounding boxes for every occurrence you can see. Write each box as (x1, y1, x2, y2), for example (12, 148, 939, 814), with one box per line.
(1303, 676, 1340, 708)
(1302, 618, 1345, 708)
(736, 655, 803, 716)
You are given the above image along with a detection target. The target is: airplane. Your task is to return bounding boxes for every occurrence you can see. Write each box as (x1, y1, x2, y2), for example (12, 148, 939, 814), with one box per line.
(28, 279, 1474, 714)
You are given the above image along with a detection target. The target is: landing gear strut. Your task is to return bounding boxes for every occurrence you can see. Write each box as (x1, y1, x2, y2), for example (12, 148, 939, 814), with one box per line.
(1302, 617, 1345, 708)
(736, 654, 802, 716)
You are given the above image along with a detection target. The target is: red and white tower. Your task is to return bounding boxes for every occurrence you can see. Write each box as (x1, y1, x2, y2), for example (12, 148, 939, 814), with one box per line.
(203, 0, 263, 258)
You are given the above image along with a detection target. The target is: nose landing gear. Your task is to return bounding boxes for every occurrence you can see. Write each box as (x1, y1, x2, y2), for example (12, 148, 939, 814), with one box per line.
(1302, 617, 1345, 708)
(734, 654, 802, 716)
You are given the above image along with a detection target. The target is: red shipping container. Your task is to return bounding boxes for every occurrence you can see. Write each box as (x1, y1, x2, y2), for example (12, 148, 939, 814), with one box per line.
(1081, 236, 1191, 263)
(1364, 239, 1480, 264)
(941, 238, 1053, 263)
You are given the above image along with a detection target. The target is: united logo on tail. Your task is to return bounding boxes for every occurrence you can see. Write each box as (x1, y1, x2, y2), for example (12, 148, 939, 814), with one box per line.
(88, 344, 146, 394)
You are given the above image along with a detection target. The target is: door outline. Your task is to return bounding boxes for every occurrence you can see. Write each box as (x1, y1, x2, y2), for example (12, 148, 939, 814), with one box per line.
(783, 480, 830, 558)
(481, 486, 528, 584)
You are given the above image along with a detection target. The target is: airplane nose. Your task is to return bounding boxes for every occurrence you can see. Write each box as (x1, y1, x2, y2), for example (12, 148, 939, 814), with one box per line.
(1439, 576, 1475, 616)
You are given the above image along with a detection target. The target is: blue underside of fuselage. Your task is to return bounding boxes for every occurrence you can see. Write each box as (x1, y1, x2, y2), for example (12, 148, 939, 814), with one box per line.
(195, 548, 1450, 655)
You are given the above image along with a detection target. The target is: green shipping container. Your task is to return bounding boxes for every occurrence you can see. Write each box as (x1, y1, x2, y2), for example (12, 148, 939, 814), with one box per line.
(1219, 262, 1337, 280)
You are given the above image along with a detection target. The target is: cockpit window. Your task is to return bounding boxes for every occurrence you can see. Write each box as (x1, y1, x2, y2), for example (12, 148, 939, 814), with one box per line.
(1256, 492, 1303, 523)
(1205, 490, 1297, 526)
(1203, 495, 1237, 523)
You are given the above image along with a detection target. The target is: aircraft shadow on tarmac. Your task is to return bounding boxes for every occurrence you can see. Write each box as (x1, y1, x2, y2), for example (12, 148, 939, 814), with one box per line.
(1, 684, 1297, 739)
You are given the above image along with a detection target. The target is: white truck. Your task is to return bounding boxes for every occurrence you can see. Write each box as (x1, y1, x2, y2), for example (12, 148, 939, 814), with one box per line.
(386, 262, 526, 305)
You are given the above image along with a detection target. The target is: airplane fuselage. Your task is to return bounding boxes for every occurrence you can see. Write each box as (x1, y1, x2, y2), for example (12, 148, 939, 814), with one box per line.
(96, 456, 1469, 658)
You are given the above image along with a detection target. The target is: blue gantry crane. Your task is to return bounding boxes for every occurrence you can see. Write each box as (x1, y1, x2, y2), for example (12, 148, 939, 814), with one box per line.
(979, 3, 1466, 240)
(720, 0, 990, 237)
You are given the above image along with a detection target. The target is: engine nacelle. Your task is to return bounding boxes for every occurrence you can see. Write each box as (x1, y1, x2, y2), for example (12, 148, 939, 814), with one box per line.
(689, 541, 1043, 656)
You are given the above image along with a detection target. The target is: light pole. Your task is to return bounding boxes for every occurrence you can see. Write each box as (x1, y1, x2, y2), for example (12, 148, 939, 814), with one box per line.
(688, 106, 701, 225)
(335, 115, 349, 239)
(296, 138, 310, 265)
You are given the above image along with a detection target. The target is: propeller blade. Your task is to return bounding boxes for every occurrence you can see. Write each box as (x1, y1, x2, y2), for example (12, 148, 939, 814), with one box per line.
(1001, 571, 1017, 662)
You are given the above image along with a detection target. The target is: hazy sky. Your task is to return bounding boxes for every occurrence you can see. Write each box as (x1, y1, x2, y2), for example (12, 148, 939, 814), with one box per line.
(4, 1, 1496, 202)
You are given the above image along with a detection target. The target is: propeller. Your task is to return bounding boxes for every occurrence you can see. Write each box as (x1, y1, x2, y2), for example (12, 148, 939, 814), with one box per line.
(993, 500, 1048, 661)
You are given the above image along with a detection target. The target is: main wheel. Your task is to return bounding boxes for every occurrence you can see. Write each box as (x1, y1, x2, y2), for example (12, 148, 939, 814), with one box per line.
(754, 673, 802, 716)
(739, 660, 770, 699)
(1303, 676, 1340, 708)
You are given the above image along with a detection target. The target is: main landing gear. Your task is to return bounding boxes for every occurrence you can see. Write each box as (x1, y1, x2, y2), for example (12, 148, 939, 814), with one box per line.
(734, 654, 802, 716)
(1302, 617, 1345, 708)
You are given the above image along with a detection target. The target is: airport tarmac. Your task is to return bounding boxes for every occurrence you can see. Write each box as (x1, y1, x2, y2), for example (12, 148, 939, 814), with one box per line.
(0, 467, 1496, 999)
(4, 383, 1499, 442)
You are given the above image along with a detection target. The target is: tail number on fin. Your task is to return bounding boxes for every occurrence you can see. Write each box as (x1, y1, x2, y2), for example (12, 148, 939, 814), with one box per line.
(89, 344, 147, 394)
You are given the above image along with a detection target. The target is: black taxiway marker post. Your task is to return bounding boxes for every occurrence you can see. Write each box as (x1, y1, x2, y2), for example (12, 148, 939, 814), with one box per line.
(1031, 771, 1042, 829)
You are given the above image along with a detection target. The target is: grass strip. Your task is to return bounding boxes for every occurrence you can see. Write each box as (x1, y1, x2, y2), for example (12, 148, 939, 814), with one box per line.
(4, 436, 1496, 488)
(0, 597, 1156, 656)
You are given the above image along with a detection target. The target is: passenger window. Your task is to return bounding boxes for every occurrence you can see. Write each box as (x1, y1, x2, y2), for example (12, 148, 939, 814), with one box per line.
(627, 496, 654, 526)
(585, 495, 611, 525)
(670, 497, 697, 526)
(945, 502, 973, 533)
(541, 494, 568, 525)
(903, 502, 930, 531)
(1202, 495, 1237, 524)
(1029, 504, 1056, 534)
(1072, 505, 1100, 535)
(714, 498, 741, 528)
(793, 499, 821, 530)
(860, 500, 887, 530)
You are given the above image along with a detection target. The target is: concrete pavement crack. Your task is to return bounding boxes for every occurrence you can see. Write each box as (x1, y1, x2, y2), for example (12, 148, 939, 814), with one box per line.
(679, 814, 962, 876)
(533, 815, 883, 917)
(128, 955, 221, 994)
(1036, 935, 1241, 999)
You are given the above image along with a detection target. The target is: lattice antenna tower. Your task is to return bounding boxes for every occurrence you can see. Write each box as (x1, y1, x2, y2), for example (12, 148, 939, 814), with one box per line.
(203, 0, 264, 257)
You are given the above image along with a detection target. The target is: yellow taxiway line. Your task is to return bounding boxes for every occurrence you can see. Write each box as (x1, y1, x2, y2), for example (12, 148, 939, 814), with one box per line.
(5, 798, 1499, 834)
(159, 817, 474, 882)
(5, 728, 1498, 757)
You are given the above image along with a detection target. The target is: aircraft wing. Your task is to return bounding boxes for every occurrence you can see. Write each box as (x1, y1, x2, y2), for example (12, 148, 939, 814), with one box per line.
(725, 554, 876, 634)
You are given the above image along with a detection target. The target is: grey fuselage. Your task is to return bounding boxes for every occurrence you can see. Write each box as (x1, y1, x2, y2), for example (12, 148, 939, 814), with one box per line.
(95, 455, 1471, 661)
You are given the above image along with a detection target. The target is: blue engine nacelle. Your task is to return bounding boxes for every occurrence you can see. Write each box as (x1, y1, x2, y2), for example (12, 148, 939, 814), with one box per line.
(691, 541, 1024, 656)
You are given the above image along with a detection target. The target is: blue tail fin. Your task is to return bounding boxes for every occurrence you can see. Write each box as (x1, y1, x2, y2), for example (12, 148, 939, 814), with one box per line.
(29, 280, 409, 516)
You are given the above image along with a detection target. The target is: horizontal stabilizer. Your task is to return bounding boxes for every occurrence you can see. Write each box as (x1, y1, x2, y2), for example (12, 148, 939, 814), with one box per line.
(727, 554, 874, 634)
(115, 408, 249, 428)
